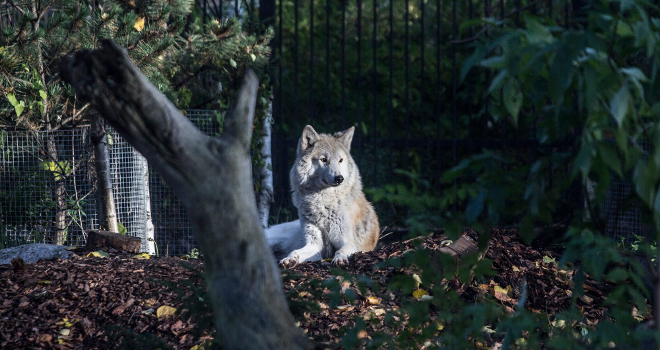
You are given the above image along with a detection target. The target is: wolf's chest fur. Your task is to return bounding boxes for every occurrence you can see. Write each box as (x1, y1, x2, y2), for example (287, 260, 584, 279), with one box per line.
(295, 187, 353, 231)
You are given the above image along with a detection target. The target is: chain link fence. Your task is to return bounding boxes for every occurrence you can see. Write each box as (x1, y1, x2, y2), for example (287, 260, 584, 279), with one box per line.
(0, 110, 221, 255)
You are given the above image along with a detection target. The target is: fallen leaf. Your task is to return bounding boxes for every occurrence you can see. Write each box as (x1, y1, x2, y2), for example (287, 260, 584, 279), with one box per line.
(493, 285, 514, 303)
(412, 288, 428, 299)
(336, 305, 354, 311)
(37, 334, 53, 343)
(132, 253, 150, 260)
(542, 255, 556, 264)
(134, 17, 145, 32)
(59, 328, 70, 336)
(112, 298, 135, 315)
(412, 273, 422, 288)
(157, 305, 177, 318)
(366, 296, 381, 305)
(86, 251, 109, 258)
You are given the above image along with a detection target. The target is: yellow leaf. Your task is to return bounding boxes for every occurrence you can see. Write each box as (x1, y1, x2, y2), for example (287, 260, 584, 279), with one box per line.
(412, 273, 422, 288)
(366, 296, 381, 305)
(58, 318, 76, 327)
(86, 250, 109, 258)
(37, 280, 51, 284)
(493, 285, 513, 302)
(132, 253, 150, 259)
(156, 305, 177, 318)
(134, 17, 145, 32)
(412, 288, 428, 299)
(190, 339, 214, 350)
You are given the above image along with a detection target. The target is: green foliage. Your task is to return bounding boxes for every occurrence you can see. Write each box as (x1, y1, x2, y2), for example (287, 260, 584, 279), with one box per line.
(0, 0, 273, 131)
(358, 0, 660, 348)
(0, 0, 194, 129)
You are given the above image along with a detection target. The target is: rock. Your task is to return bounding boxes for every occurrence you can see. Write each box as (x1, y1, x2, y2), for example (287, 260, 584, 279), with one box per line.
(0, 243, 73, 265)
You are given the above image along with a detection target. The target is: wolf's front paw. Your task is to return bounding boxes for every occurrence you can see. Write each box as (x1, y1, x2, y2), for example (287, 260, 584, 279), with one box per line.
(280, 253, 300, 268)
(331, 252, 350, 267)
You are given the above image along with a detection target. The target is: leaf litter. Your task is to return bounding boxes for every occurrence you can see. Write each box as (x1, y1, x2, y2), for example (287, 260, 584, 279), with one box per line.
(0, 227, 648, 349)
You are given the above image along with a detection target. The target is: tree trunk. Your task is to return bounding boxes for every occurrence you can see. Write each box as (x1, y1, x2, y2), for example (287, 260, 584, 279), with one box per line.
(32, 0, 67, 245)
(257, 96, 274, 228)
(45, 136, 67, 245)
(59, 39, 311, 350)
(143, 159, 156, 254)
(91, 113, 119, 233)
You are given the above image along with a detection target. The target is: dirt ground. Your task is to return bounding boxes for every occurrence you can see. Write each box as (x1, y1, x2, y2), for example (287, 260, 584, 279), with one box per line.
(0, 228, 631, 349)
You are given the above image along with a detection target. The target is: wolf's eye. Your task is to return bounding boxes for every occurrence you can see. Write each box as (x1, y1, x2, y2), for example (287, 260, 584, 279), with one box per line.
(339, 158, 343, 163)
(320, 157, 327, 163)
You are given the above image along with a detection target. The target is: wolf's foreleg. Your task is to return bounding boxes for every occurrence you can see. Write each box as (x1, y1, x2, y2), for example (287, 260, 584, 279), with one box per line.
(332, 243, 358, 266)
(279, 224, 323, 267)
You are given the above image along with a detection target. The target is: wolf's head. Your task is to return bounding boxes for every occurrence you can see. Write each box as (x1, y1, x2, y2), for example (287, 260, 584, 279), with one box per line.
(293, 125, 355, 189)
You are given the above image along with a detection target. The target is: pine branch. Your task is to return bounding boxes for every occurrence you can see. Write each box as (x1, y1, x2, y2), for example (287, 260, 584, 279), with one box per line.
(5, 0, 25, 15)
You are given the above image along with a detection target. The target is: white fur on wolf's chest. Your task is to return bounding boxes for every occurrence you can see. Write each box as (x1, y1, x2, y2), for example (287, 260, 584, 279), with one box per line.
(295, 189, 358, 253)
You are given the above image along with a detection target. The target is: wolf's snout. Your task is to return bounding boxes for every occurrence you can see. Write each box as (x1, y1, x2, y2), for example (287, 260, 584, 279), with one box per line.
(333, 175, 344, 185)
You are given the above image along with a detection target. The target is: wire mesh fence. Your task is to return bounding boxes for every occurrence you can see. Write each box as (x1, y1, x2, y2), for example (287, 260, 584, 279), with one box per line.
(0, 108, 643, 253)
(149, 110, 222, 256)
(0, 110, 221, 255)
(0, 128, 99, 248)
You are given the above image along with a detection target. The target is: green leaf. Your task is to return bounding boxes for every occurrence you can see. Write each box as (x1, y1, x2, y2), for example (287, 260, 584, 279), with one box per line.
(229, 58, 237, 68)
(524, 17, 554, 45)
(14, 101, 24, 117)
(466, 190, 486, 223)
(596, 143, 623, 178)
(7, 93, 18, 106)
(7, 93, 24, 117)
(39, 90, 47, 99)
(610, 85, 630, 127)
(480, 55, 506, 69)
(487, 69, 508, 94)
(606, 267, 628, 283)
(615, 20, 634, 37)
(118, 222, 127, 235)
(503, 79, 523, 125)
(620, 67, 649, 82)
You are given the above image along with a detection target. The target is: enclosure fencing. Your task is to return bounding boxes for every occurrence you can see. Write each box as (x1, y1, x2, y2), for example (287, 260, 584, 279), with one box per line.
(0, 110, 221, 255)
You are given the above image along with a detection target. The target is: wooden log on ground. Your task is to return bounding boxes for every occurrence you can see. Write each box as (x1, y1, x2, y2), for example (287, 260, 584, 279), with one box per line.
(87, 230, 141, 253)
(439, 234, 479, 260)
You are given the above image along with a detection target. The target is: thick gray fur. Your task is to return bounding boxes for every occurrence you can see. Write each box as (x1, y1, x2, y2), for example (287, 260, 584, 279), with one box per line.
(266, 125, 380, 266)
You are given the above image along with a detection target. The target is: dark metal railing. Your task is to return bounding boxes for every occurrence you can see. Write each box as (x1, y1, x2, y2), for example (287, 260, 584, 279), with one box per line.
(196, 0, 578, 220)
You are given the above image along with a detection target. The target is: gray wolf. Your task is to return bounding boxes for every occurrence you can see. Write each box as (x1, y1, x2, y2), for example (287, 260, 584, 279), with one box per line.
(265, 125, 380, 266)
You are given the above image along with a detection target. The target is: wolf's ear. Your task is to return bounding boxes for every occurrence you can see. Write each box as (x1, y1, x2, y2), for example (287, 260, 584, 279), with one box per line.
(335, 126, 355, 151)
(299, 125, 319, 152)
